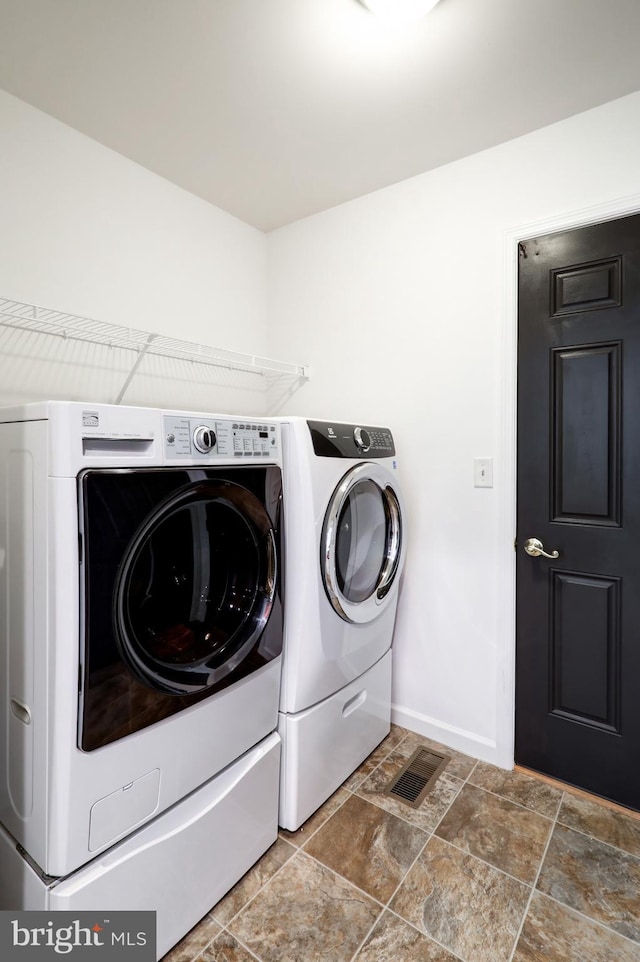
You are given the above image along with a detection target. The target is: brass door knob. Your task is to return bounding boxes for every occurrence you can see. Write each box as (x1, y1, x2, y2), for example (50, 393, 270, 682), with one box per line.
(523, 537, 559, 560)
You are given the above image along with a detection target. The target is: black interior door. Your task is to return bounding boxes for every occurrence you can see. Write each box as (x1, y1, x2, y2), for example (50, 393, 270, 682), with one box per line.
(516, 212, 640, 811)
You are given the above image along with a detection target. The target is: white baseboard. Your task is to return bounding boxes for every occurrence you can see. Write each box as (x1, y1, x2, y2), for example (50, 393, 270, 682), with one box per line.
(391, 703, 512, 770)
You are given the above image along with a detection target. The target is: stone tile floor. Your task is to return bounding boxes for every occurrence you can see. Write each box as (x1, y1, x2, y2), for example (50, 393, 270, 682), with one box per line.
(162, 726, 640, 962)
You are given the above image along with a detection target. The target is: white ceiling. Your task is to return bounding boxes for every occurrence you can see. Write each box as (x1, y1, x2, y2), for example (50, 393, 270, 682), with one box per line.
(1, 0, 640, 231)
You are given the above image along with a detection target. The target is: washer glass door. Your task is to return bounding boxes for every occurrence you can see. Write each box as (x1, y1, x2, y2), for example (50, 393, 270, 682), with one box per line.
(322, 463, 403, 624)
(79, 467, 282, 751)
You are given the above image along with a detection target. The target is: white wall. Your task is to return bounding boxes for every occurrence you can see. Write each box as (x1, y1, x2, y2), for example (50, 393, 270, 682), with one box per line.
(266, 90, 640, 766)
(0, 90, 269, 414)
(5, 82, 640, 767)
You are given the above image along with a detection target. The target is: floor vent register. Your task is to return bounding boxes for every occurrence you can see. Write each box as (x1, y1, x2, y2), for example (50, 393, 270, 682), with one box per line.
(384, 747, 450, 808)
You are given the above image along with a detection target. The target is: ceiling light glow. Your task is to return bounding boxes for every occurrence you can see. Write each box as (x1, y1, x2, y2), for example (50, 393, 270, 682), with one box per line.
(358, 0, 442, 24)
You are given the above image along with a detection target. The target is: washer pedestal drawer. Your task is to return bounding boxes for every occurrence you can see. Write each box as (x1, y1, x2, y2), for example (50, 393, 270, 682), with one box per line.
(278, 650, 391, 831)
(0, 732, 280, 961)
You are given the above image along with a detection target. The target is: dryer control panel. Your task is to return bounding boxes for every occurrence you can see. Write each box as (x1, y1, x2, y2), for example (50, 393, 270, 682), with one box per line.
(164, 416, 279, 460)
(307, 420, 395, 458)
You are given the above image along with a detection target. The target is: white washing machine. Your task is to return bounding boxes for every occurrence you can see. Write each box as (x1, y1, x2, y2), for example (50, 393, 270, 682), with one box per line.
(277, 418, 406, 830)
(0, 401, 284, 957)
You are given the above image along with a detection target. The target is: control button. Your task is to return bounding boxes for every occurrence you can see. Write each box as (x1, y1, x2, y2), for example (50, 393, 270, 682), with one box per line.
(193, 425, 217, 454)
(166, 433, 176, 445)
(353, 427, 371, 452)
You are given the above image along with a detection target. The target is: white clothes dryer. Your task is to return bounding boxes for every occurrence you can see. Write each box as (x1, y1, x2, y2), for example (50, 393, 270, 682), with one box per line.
(277, 418, 406, 830)
(0, 402, 284, 955)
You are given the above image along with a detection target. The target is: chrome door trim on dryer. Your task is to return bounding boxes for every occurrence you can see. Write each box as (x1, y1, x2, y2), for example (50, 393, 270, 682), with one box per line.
(322, 462, 403, 624)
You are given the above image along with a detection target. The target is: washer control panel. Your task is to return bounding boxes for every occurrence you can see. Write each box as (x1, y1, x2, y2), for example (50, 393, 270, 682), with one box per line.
(164, 416, 279, 460)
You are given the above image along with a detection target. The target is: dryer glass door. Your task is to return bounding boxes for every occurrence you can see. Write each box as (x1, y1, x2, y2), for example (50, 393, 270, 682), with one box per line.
(322, 463, 403, 624)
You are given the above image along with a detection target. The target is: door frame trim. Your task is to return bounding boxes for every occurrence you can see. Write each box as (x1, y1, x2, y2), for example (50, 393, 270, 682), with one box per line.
(497, 191, 640, 770)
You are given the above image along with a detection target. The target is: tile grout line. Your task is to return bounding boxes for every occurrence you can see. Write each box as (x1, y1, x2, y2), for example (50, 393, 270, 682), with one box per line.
(213, 840, 301, 930)
(333, 724, 412, 799)
(505, 784, 561, 962)
(463, 759, 479, 783)
(293, 833, 484, 962)
(554, 815, 640, 863)
(345, 826, 435, 962)
(353, 773, 465, 835)
(160, 914, 220, 962)
(278, 785, 353, 848)
(384, 904, 469, 962)
(464, 776, 640, 861)
(538, 790, 640, 949)
(433, 833, 537, 890)
(535, 887, 640, 951)
(215, 928, 265, 962)
(343, 742, 402, 796)
(464, 780, 561, 821)
(556, 818, 640, 859)
(300, 845, 389, 914)
(427, 774, 468, 838)
(379, 829, 472, 962)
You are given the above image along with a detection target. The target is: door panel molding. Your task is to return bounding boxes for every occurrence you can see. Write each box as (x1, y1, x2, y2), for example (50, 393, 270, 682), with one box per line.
(551, 257, 622, 317)
(551, 342, 621, 525)
(549, 569, 621, 734)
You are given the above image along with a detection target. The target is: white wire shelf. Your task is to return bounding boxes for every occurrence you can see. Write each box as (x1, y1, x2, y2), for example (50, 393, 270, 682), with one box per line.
(0, 297, 311, 391)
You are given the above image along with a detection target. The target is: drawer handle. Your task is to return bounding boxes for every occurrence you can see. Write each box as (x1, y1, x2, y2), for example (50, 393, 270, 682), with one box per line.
(342, 690, 366, 717)
(10, 699, 31, 725)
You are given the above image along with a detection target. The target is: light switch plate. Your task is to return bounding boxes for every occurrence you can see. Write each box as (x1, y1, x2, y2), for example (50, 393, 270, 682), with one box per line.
(474, 457, 493, 488)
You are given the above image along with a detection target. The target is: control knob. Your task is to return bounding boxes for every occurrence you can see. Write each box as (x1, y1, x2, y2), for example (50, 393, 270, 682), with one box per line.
(193, 425, 216, 454)
(353, 427, 371, 452)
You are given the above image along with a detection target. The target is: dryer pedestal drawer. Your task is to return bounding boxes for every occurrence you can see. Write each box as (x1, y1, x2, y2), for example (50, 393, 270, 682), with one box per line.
(0, 732, 280, 961)
(278, 650, 391, 831)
